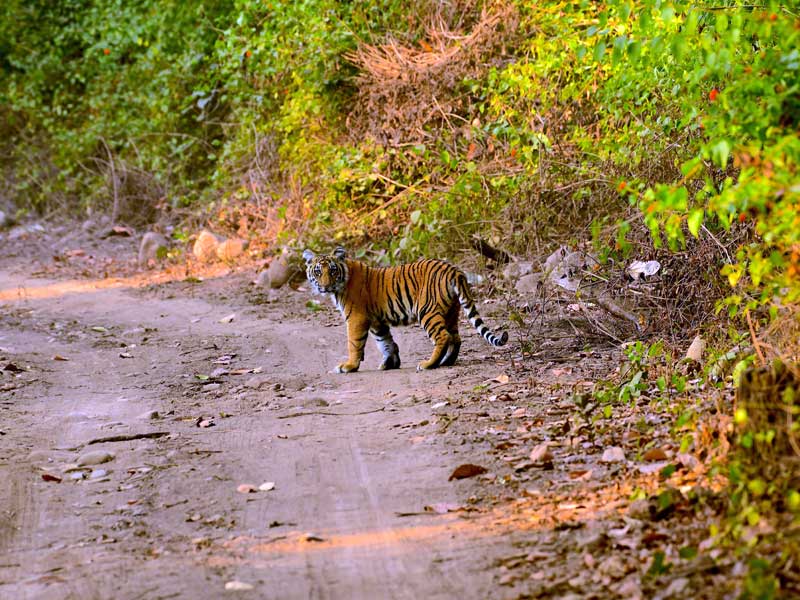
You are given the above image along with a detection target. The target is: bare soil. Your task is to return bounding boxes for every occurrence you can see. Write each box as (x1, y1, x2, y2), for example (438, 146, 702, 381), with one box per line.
(0, 225, 733, 599)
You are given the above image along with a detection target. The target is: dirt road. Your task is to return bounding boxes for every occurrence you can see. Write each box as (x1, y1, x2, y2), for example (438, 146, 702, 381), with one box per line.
(1, 264, 526, 599)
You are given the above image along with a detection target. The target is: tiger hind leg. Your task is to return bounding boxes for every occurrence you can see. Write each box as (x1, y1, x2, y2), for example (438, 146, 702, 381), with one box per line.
(371, 323, 401, 370)
(418, 313, 452, 371)
(438, 303, 461, 367)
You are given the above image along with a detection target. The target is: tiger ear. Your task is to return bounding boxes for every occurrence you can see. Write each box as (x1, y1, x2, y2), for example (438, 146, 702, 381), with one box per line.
(302, 249, 316, 264)
(333, 246, 347, 260)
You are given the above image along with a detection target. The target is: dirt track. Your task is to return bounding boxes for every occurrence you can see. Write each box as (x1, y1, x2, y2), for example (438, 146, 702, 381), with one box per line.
(0, 264, 527, 599)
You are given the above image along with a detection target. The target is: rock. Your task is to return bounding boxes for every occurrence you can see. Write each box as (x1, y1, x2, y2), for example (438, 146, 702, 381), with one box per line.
(193, 230, 223, 262)
(597, 555, 629, 580)
(675, 452, 700, 470)
(89, 469, 109, 479)
(258, 482, 275, 491)
(77, 451, 115, 466)
(661, 576, 689, 598)
(216, 238, 248, 262)
(224, 581, 254, 591)
(8, 223, 45, 240)
(236, 484, 257, 494)
(515, 273, 542, 295)
(685, 335, 705, 363)
(259, 252, 292, 289)
(502, 261, 533, 279)
(138, 232, 169, 267)
(138, 410, 160, 420)
(0, 210, 15, 229)
(600, 446, 626, 463)
(615, 576, 644, 600)
(245, 374, 271, 389)
(627, 499, 651, 520)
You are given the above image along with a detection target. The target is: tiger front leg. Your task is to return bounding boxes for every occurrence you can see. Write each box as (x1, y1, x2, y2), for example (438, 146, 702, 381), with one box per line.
(371, 323, 400, 370)
(336, 316, 370, 373)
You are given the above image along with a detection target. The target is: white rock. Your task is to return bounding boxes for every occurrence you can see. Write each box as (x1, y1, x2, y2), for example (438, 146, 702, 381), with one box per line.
(515, 273, 541, 295)
(224, 581, 254, 591)
(662, 576, 689, 598)
(502, 261, 534, 279)
(685, 335, 705, 363)
(76, 451, 115, 466)
(600, 446, 626, 463)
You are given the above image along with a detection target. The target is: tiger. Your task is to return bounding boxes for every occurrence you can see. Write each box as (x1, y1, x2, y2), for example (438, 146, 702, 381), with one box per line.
(302, 246, 508, 373)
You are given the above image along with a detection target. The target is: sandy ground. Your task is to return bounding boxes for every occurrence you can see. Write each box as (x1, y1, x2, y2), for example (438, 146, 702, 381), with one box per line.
(2, 226, 744, 600)
(0, 251, 534, 600)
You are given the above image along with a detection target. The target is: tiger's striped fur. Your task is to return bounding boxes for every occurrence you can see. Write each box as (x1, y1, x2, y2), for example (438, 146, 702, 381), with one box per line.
(303, 246, 508, 373)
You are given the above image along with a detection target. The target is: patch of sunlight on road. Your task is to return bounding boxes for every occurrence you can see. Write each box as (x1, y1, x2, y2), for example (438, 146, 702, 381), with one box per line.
(0, 265, 231, 303)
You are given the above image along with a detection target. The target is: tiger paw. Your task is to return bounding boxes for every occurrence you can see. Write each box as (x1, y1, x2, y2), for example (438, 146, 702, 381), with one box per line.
(416, 360, 438, 371)
(335, 362, 360, 373)
(379, 355, 401, 370)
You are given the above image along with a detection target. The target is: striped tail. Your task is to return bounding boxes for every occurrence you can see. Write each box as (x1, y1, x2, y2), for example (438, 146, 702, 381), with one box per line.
(455, 275, 509, 347)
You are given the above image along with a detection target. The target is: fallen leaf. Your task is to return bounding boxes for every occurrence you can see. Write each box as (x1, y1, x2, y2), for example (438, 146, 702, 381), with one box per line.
(642, 447, 668, 462)
(568, 469, 592, 480)
(492, 374, 510, 384)
(430, 401, 449, 410)
(236, 484, 257, 494)
(3, 362, 24, 372)
(448, 463, 488, 481)
(106, 225, 134, 237)
(41, 473, 62, 483)
(91, 326, 108, 333)
(53, 355, 69, 361)
(529, 443, 553, 464)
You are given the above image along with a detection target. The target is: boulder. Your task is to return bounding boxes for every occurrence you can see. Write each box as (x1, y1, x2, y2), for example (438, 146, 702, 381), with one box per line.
(138, 232, 169, 267)
(193, 230, 223, 262)
(216, 238, 248, 262)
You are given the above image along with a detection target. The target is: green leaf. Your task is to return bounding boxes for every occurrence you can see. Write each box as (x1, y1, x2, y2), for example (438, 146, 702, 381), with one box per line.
(593, 41, 606, 62)
(687, 209, 704, 238)
(710, 140, 731, 169)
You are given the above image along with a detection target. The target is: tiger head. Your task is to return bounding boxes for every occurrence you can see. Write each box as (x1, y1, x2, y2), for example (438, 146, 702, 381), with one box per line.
(302, 246, 349, 295)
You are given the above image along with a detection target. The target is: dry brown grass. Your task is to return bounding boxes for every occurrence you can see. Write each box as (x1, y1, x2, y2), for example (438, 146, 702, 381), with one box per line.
(346, 0, 520, 146)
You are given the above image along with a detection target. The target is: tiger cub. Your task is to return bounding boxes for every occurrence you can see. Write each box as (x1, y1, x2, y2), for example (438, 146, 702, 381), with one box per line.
(303, 246, 508, 373)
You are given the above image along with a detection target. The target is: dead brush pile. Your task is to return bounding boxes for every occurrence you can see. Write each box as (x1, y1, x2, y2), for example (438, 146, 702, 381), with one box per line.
(346, 0, 520, 146)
